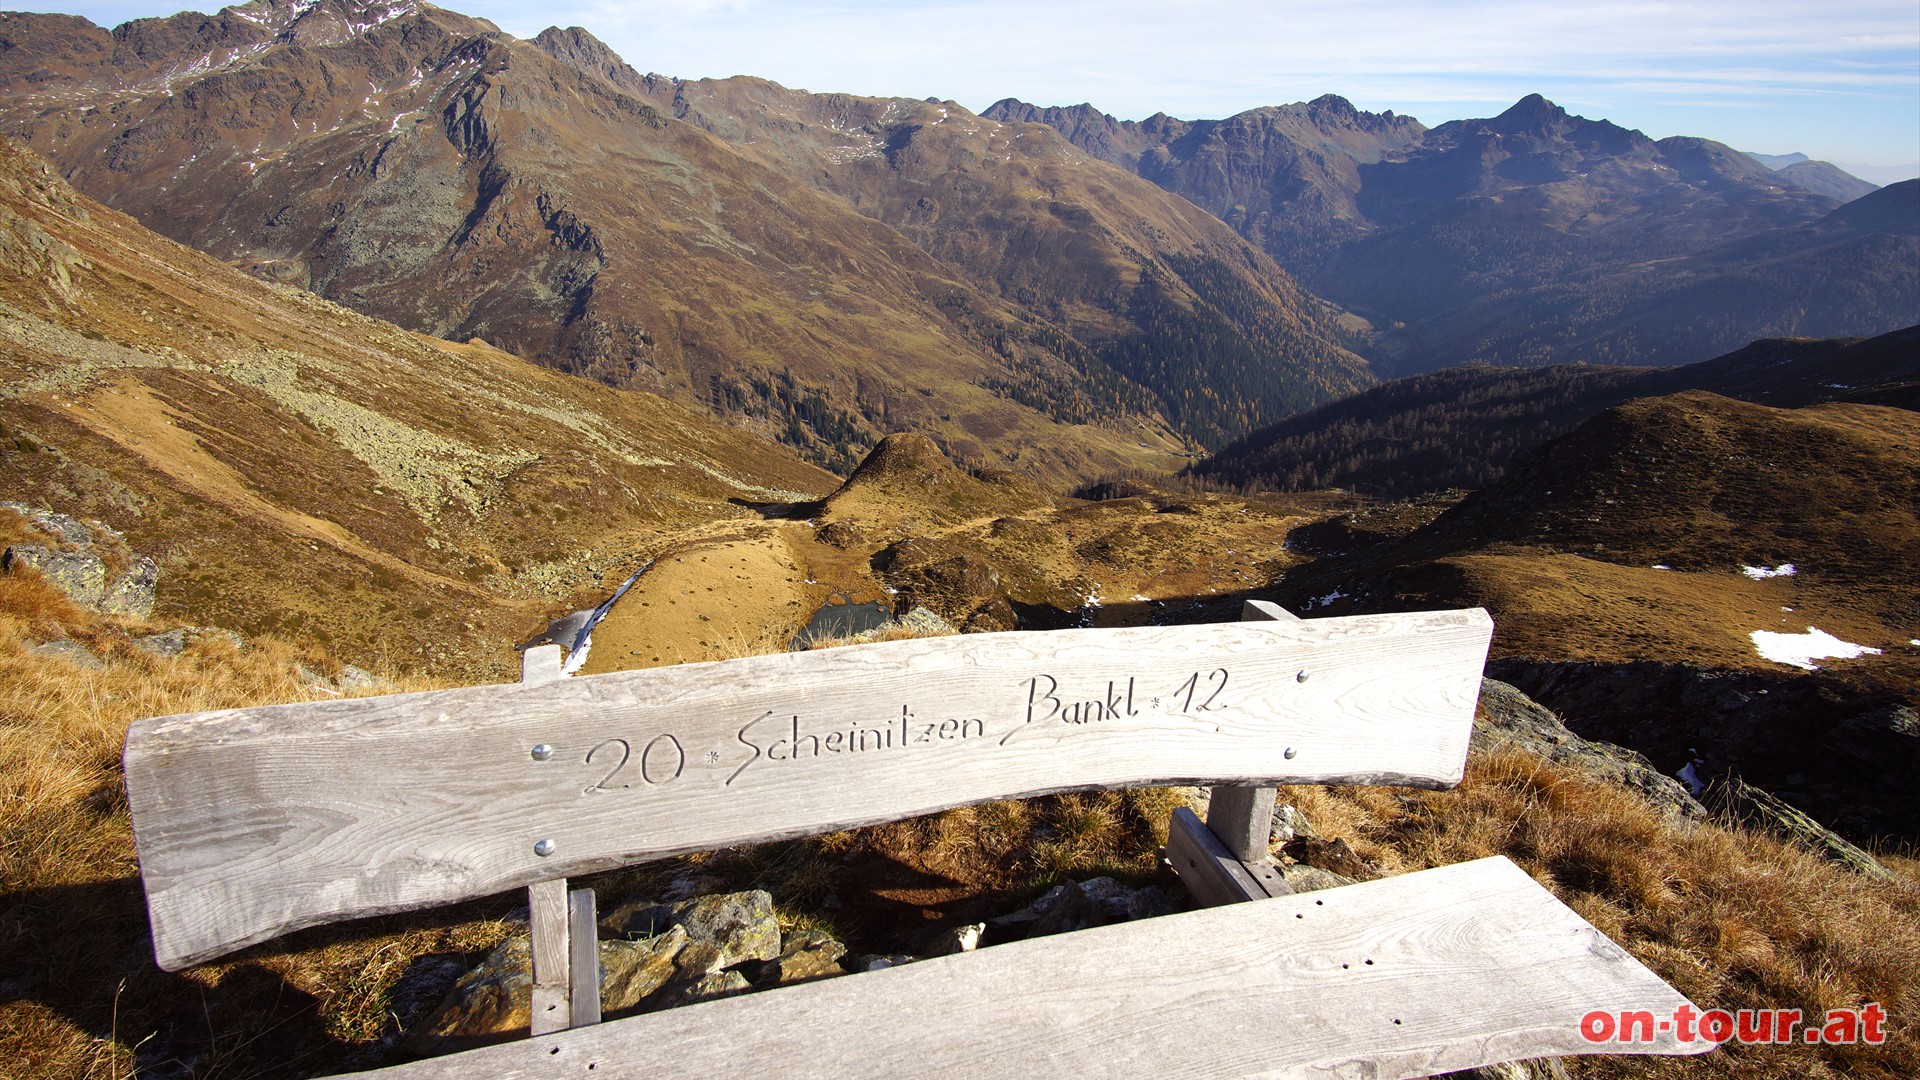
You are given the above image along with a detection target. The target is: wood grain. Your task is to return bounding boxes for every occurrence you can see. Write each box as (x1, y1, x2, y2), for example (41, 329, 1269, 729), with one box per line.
(125, 610, 1491, 969)
(363, 857, 1707, 1079)
(1205, 600, 1295, 860)
(528, 879, 571, 1035)
(567, 888, 600, 1029)
(1167, 806, 1287, 905)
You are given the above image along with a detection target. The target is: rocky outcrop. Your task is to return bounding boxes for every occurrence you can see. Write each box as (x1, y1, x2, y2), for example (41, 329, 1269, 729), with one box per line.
(409, 888, 828, 1055)
(982, 876, 1173, 945)
(2, 503, 156, 618)
(1705, 775, 1901, 883)
(1472, 677, 1707, 821)
(1490, 659, 1918, 840)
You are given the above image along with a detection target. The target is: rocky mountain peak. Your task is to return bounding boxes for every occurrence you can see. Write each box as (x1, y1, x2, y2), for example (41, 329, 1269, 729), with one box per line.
(531, 23, 645, 93)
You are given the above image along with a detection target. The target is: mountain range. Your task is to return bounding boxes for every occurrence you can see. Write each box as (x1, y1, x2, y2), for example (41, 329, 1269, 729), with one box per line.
(0, 1, 1913, 480)
(0, 0, 1372, 479)
(986, 95, 1918, 375)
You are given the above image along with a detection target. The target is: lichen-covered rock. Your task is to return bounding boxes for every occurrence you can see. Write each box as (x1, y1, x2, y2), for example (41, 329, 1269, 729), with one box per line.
(134, 626, 245, 656)
(985, 877, 1172, 943)
(601, 889, 781, 970)
(599, 925, 689, 1011)
(407, 935, 536, 1053)
(1, 503, 157, 618)
(1473, 678, 1706, 821)
(758, 929, 848, 984)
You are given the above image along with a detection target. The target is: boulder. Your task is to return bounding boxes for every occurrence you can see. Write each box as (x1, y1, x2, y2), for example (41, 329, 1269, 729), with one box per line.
(601, 890, 781, 970)
(743, 929, 848, 986)
(1705, 775, 1901, 883)
(984, 877, 1171, 943)
(1473, 678, 1707, 821)
(134, 627, 245, 657)
(1, 503, 157, 618)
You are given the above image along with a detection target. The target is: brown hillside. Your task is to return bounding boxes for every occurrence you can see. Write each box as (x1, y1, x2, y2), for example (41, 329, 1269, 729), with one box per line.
(0, 133, 838, 678)
(1278, 391, 1919, 675)
(0, 3, 1369, 478)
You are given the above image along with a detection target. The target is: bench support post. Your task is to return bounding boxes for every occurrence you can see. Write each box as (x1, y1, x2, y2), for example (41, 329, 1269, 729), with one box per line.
(522, 643, 600, 1034)
(1199, 600, 1298, 862)
(528, 878, 573, 1034)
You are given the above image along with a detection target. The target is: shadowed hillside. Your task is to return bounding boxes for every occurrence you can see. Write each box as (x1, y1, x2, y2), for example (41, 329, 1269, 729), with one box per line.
(993, 94, 1919, 372)
(1192, 326, 1920, 498)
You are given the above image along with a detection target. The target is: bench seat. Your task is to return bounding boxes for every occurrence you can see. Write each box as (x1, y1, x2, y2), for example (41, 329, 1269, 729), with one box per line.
(361, 856, 1705, 1079)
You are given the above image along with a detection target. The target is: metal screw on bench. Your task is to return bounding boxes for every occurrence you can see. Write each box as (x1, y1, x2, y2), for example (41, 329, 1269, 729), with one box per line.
(533, 839, 555, 857)
(1284, 747, 1298, 759)
(531, 744, 554, 761)
(1297, 670, 1310, 682)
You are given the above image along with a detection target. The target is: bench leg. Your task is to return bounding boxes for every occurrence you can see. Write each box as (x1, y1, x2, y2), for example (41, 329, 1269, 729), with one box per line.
(529, 879, 573, 1034)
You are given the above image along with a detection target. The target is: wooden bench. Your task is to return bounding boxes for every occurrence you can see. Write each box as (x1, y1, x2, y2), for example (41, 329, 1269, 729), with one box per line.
(122, 603, 1709, 1077)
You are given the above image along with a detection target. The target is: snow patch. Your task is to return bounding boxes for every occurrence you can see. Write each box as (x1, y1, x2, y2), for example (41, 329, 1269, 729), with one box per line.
(1741, 563, 1796, 580)
(1750, 627, 1882, 670)
(1650, 564, 1672, 570)
(1305, 588, 1348, 610)
(1675, 761, 1703, 796)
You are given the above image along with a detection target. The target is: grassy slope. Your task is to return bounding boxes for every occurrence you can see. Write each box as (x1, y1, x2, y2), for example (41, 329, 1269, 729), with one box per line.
(0, 134, 839, 681)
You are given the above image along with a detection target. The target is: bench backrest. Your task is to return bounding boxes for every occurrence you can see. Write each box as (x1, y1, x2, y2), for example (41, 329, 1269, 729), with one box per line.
(123, 608, 1493, 971)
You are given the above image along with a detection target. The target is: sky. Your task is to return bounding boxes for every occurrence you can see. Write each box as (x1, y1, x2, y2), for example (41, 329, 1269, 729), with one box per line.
(24, 0, 1920, 180)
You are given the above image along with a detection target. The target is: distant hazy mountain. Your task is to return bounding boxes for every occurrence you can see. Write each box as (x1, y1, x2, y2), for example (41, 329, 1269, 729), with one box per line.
(0, 1, 1369, 478)
(994, 93, 1918, 373)
(1743, 151, 1880, 202)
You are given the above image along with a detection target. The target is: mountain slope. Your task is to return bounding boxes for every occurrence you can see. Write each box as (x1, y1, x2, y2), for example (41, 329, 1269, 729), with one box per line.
(1263, 390, 1920, 837)
(1194, 325, 1920, 497)
(995, 93, 1917, 372)
(0, 4, 1371, 474)
(0, 132, 839, 676)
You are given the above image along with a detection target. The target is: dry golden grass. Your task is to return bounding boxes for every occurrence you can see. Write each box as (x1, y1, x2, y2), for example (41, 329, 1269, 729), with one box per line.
(0, 567, 481, 1079)
(1275, 752, 1920, 1079)
(5, 566, 1914, 1078)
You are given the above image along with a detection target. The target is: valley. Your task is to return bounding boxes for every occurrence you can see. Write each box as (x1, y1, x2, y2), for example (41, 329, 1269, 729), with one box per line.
(0, 3, 1915, 1078)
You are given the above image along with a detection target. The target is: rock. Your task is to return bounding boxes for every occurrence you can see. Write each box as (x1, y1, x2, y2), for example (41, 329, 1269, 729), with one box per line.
(985, 877, 1171, 943)
(27, 639, 104, 670)
(855, 954, 916, 972)
(924, 922, 984, 957)
(601, 890, 781, 970)
(599, 925, 689, 1011)
(1705, 775, 1901, 883)
(336, 664, 395, 694)
(646, 970, 751, 1011)
(1269, 803, 1318, 845)
(1282, 836, 1373, 881)
(1473, 678, 1707, 821)
(412, 889, 788, 1050)
(1276, 863, 1357, 893)
(134, 626, 245, 657)
(5, 547, 107, 606)
(407, 935, 536, 1053)
(0, 503, 158, 618)
(1489, 658, 1919, 839)
(894, 606, 957, 636)
(743, 929, 848, 986)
